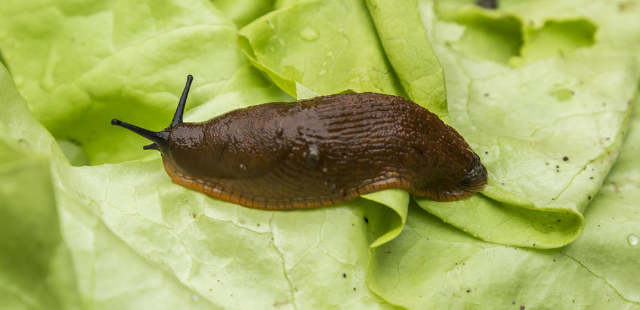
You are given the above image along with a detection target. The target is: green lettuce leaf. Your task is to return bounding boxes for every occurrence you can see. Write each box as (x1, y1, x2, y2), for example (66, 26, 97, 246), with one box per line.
(0, 0, 287, 165)
(368, 94, 640, 309)
(365, 0, 448, 118)
(1, 0, 640, 309)
(410, 0, 639, 248)
(210, 0, 275, 28)
(238, 0, 403, 97)
(0, 76, 80, 309)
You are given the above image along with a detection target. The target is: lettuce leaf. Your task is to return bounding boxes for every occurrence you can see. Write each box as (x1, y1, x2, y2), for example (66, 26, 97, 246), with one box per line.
(0, 0, 288, 165)
(365, 0, 448, 118)
(415, 0, 638, 248)
(238, 0, 403, 97)
(368, 94, 640, 309)
(0, 84, 80, 309)
(210, 0, 275, 27)
(1, 0, 640, 309)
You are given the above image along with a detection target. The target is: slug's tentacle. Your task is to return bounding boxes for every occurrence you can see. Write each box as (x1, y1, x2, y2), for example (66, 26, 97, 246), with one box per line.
(143, 143, 160, 150)
(110, 119, 169, 151)
(110, 75, 193, 151)
(170, 74, 193, 128)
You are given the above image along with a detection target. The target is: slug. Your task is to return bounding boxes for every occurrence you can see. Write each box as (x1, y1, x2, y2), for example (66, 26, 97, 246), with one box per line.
(111, 75, 487, 210)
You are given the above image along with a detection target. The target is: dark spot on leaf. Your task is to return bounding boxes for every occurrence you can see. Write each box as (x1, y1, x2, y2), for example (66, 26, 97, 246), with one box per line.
(520, 306, 526, 310)
(353, 287, 356, 291)
(475, 0, 498, 9)
(550, 88, 574, 101)
(342, 273, 347, 278)
(588, 195, 592, 200)
(466, 289, 471, 293)
(556, 219, 561, 222)
(364, 216, 369, 224)
(563, 156, 569, 161)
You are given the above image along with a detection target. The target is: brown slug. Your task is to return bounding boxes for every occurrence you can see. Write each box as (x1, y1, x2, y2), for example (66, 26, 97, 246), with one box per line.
(111, 75, 487, 210)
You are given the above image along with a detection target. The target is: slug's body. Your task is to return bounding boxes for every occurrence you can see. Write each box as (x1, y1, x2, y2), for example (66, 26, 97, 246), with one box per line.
(112, 76, 487, 210)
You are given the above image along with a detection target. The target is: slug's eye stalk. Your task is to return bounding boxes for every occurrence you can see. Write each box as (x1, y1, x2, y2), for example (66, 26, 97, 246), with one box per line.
(110, 119, 169, 151)
(170, 74, 193, 128)
(110, 75, 194, 151)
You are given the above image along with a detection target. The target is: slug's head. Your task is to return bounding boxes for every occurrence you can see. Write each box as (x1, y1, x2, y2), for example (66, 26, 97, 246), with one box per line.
(111, 75, 193, 153)
(427, 149, 487, 201)
(459, 151, 487, 194)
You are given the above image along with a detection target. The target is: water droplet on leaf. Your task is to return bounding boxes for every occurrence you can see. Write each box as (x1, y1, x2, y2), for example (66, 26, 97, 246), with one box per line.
(300, 28, 318, 41)
(14, 76, 24, 87)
